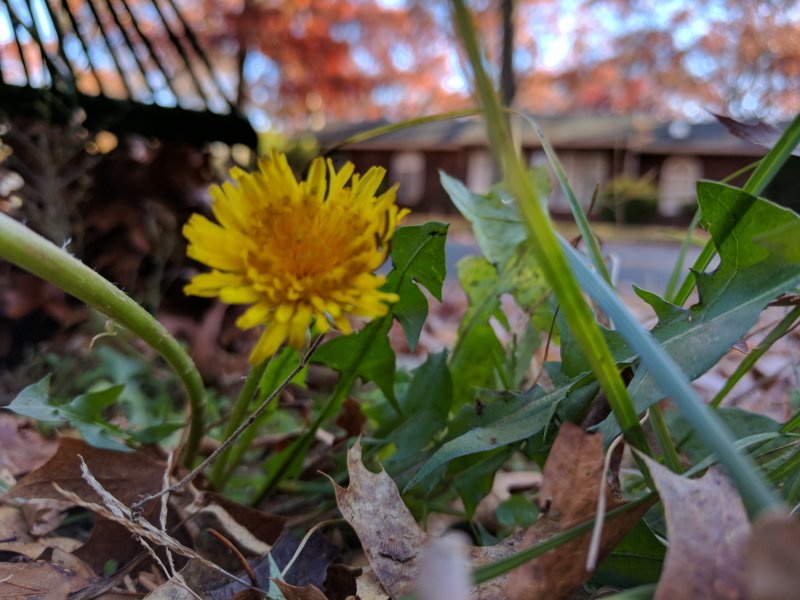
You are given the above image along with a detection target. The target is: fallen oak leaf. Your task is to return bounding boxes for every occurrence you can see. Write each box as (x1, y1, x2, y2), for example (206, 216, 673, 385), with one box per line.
(507, 423, 652, 600)
(332, 441, 527, 600)
(641, 455, 750, 600)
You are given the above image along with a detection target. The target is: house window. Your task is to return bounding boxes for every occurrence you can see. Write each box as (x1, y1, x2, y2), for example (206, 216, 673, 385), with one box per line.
(659, 156, 702, 217)
(549, 151, 609, 212)
(467, 150, 496, 194)
(391, 151, 426, 205)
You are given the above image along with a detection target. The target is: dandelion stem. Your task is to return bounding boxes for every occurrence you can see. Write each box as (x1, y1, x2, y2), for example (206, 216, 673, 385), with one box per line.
(0, 213, 206, 465)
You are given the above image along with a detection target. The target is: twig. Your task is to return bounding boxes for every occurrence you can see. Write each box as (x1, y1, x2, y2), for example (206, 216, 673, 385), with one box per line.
(132, 335, 324, 511)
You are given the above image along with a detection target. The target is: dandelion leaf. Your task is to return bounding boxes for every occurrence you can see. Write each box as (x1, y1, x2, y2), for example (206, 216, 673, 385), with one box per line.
(386, 222, 448, 351)
(593, 181, 800, 438)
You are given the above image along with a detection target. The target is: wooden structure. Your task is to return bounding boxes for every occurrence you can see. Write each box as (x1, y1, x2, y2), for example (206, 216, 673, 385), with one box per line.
(0, 0, 255, 146)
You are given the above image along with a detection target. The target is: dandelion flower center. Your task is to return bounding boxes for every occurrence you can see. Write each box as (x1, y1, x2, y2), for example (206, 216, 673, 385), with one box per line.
(183, 151, 408, 364)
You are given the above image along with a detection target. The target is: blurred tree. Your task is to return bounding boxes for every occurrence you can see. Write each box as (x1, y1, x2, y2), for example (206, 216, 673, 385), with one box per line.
(2, 0, 796, 130)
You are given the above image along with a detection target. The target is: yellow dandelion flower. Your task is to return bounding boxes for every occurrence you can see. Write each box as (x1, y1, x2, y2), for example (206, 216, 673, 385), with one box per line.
(183, 151, 409, 365)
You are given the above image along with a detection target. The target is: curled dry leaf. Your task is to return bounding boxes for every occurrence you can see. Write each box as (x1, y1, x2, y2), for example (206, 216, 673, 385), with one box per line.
(642, 456, 750, 600)
(746, 511, 800, 600)
(333, 441, 529, 600)
(507, 423, 652, 600)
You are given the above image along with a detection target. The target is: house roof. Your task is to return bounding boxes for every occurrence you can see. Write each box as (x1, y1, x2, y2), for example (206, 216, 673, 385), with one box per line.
(317, 113, 770, 157)
(0, 0, 255, 146)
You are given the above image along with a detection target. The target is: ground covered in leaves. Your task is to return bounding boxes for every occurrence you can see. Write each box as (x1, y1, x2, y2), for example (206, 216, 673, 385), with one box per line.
(1, 269, 799, 599)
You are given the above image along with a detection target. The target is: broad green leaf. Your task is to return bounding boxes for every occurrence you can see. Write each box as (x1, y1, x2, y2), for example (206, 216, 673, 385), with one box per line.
(754, 220, 800, 264)
(8, 375, 61, 422)
(387, 222, 448, 350)
(449, 256, 507, 407)
(452, 447, 511, 518)
(495, 494, 539, 533)
(440, 169, 549, 268)
(8, 377, 130, 451)
(594, 520, 665, 587)
(380, 351, 452, 471)
(312, 319, 396, 404)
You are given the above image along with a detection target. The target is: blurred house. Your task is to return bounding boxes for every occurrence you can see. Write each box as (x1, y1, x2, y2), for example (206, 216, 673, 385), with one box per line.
(317, 115, 771, 221)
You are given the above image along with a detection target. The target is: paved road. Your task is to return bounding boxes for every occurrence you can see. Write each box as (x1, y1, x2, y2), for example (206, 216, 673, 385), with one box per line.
(444, 240, 703, 296)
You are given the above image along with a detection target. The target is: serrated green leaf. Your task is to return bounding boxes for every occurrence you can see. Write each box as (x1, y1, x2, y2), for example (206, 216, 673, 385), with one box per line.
(597, 182, 800, 439)
(312, 319, 396, 404)
(387, 222, 448, 350)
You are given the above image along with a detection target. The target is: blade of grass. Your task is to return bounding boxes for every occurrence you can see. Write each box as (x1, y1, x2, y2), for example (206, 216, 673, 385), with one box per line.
(664, 208, 702, 301)
(673, 114, 800, 307)
(514, 111, 612, 285)
(472, 493, 656, 583)
(321, 108, 482, 156)
(560, 236, 782, 517)
(710, 305, 800, 408)
(450, 0, 648, 454)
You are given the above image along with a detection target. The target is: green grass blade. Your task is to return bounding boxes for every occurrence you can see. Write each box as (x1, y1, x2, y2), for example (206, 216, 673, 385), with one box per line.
(711, 305, 800, 408)
(514, 111, 612, 285)
(560, 237, 782, 517)
(321, 109, 481, 155)
(450, 0, 647, 451)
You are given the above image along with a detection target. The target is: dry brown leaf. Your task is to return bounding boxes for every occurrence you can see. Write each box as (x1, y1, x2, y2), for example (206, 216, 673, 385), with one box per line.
(333, 442, 530, 600)
(0, 413, 58, 476)
(0, 560, 92, 599)
(274, 579, 329, 600)
(643, 456, 750, 600)
(507, 423, 651, 600)
(4, 437, 167, 572)
(353, 570, 389, 600)
(746, 511, 800, 600)
(333, 442, 428, 598)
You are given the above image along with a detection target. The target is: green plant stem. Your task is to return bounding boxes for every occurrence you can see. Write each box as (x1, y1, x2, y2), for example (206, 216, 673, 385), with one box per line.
(252, 320, 383, 503)
(0, 213, 206, 465)
(649, 404, 682, 473)
(209, 357, 270, 486)
(664, 208, 702, 302)
(450, 0, 648, 454)
(673, 115, 800, 307)
(711, 305, 800, 408)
